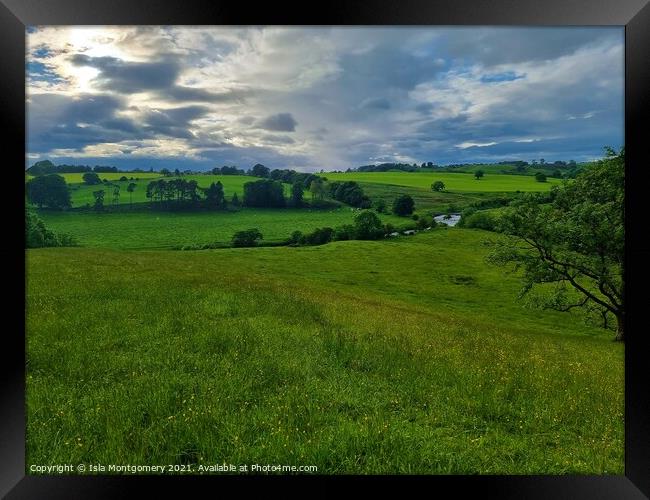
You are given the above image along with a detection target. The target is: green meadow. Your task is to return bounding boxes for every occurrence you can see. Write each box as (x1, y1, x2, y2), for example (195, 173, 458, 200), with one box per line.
(321, 171, 562, 192)
(66, 175, 292, 208)
(25, 168, 623, 474)
(37, 208, 407, 249)
(26, 230, 623, 473)
(27, 171, 162, 183)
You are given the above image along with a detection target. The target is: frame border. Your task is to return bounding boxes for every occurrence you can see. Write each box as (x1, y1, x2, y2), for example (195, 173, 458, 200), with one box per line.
(3, 1, 649, 497)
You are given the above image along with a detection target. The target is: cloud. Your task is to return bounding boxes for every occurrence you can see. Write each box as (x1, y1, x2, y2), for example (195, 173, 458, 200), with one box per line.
(255, 113, 298, 132)
(27, 26, 624, 170)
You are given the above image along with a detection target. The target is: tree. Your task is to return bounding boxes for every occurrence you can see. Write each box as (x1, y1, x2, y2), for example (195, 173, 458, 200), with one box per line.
(112, 185, 120, 206)
(205, 181, 226, 209)
(309, 179, 326, 201)
(251, 163, 270, 178)
(353, 210, 384, 240)
(474, 170, 485, 180)
(432, 181, 446, 192)
(160, 168, 171, 177)
(231, 193, 241, 207)
(127, 182, 137, 206)
(232, 228, 263, 247)
(374, 199, 387, 213)
(535, 172, 547, 183)
(487, 148, 624, 340)
(25, 207, 75, 248)
(290, 181, 304, 207)
(243, 179, 286, 208)
(26, 174, 71, 209)
(392, 194, 415, 216)
(82, 172, 102, 185)
(92, 189, 105, 212)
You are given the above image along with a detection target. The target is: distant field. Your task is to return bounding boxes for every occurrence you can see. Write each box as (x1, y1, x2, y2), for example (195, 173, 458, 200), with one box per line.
(26, 172, 162, 183)
(38, 207, 406, 249)
(26, 229, 623, 473)
(321, 171, 562, 192)
(63, 175, 283, 208)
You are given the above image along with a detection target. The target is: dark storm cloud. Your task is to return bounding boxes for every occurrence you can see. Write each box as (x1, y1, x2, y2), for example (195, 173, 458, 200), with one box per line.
(256, 113, 298, 132)
(70, 54, 179, 92)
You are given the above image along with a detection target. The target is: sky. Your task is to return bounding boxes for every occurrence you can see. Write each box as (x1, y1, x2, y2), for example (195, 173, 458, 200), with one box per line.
(26, 26, 624, 172)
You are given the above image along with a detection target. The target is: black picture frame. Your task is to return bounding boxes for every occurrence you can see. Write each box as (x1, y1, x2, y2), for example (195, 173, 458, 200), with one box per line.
(3, 1, 649, 497)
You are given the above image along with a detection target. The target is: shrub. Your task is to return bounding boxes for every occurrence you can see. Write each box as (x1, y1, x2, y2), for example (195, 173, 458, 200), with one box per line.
(303, 227, 334, 245)
(462, 210, 497, 231)
(432, 180, 445, 192)
(392, 194, 415, 216)
(25, 208, 75, 248)
(333, 224, 355, 241)
(353, 210, 384, 240)
(535, 172, 547, 182)
(232, 228, 263, 247)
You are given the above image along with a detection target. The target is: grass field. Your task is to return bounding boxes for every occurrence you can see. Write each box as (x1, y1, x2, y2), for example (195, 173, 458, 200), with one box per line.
(321, 171, 562, 192)
(26, 229, 623, 473)
(60, 175, 290, 208)
(26, 172, 162, 183)
(38, 207, 406, 249)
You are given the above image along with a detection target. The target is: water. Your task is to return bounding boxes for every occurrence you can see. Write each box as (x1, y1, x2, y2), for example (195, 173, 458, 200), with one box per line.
(433, 213, 461, 227)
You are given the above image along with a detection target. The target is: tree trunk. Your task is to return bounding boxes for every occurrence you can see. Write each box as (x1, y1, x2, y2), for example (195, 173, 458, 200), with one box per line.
(615, 313, 624, 342)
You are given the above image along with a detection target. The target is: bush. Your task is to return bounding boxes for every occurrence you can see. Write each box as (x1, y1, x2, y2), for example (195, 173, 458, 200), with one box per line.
(431, 180, 445, 192)
(392, 194, 415, 216)
(462, 210, 497, 231)
(353, 210, 384, 240)
(333, 224, 355, 241)
(535, 172, 547, 182)
(232, 228, 263, 247)
(82, 172, 102, 185)
(289, 230, 303, 245)
(303, 227, 334, 245)
(374, 199, 387, 213)
(25, 209, 76, 248)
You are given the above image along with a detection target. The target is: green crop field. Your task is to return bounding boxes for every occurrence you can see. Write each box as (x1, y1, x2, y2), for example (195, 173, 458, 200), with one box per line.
(38, 207, 406, 249)
(26, 229, 623, 473)
(321, 171, 562, 192)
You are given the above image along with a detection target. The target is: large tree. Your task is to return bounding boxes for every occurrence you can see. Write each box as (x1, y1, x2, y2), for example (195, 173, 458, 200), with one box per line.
(488, 148, 624, 340)
(26, 174, 71, 209)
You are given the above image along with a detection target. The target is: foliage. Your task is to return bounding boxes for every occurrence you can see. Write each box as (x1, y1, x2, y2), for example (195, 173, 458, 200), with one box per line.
(243, 179, 286, 208)
(392, 194, 415, 216)
(488, 148, 625, 340)
(251, 164, 270, 178)
(232, 228, 263, 247)
(290, 181, 304, 207)
(26, 174, 72, 209)
(92, 190, 105, 212)
(353, 210, 385, 240)
(535, 172, 547, 183)
(82, 172, 102, 185)
(204, 181, 226, 209)
(25, 208, 75, 248)
(432, 180, 446, 192)
(474, 170, 485, 180)
(374, 199, 387, 213)
(328, 181, 371, 208)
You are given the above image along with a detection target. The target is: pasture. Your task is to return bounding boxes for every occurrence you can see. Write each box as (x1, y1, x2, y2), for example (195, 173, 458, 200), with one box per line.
(26, 229, 623, 473)
(321, 171, 562, 192)
(37, 207, 406, 249)
(61, 175, 291, 208)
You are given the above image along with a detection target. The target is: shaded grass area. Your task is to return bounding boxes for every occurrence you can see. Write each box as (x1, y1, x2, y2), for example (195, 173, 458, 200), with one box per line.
(26, 229, 622, 473)
(37, 207, 406, 249)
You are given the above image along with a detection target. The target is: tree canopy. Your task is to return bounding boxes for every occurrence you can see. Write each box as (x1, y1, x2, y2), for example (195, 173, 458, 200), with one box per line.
(26, 174, 71, 209)
(488, 148, 624, 340)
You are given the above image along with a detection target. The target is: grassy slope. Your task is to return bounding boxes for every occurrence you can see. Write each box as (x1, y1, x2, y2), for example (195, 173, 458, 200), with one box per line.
(321, 171, 562, 192)
(38, 208, 407, 249)
(26, 229, 622, 473)
(65, 175, 290, 208)
(26, 172, 162, 183)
